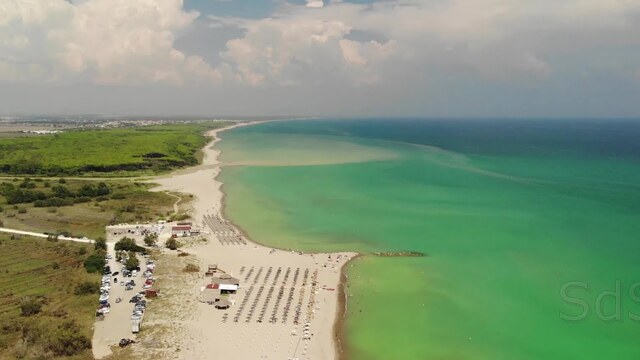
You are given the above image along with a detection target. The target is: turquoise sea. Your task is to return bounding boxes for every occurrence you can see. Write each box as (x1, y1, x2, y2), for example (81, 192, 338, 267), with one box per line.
(218, 119, 640, 359)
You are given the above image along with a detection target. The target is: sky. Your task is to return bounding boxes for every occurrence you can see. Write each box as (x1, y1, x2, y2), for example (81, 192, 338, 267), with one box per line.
(1, 0, 639, 117)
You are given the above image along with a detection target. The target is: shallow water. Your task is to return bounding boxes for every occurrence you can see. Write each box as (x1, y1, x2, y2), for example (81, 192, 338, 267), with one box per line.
(219, 119, 640, 359)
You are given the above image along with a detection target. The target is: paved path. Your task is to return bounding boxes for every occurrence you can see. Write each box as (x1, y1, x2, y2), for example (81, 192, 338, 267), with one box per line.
(0, 227, 96, 244)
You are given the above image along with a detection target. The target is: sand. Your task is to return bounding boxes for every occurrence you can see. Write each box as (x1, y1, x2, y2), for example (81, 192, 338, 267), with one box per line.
(102, 122, 358, 360)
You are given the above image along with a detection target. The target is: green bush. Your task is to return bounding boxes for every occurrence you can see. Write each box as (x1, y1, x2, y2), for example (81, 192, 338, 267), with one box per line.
(125, 252, 139, 271)
(74, 281, 100, 295)
(83, 252, 105, 273)
(114, 237, 145, 252)
(94, 237, 107, 251)
(143, 233, 158, 246)
(165, 238, 179, 250)
(46, 320, 91, 356)
(19, 297, 43, 317)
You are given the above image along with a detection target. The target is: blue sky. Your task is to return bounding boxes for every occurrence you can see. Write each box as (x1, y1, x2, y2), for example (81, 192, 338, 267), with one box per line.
(0, 0, 639, 117)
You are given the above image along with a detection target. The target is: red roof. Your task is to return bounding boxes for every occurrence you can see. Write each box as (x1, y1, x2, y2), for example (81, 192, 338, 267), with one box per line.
(206, 283, 219, 289)
(172, 226, 191, 231)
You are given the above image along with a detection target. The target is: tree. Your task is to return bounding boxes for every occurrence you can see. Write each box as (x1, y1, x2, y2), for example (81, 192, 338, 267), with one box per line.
(165, 238, 179, 250)
(83, 252, 105, 273)
(94, 237, 107, 251)
(125, 251, 139, 271)
(143, 233, 158, 247)
(115, 237, 145, 252)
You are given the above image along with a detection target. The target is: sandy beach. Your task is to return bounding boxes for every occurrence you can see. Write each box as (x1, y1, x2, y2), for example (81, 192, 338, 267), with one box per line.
(97, 122, 358, 360)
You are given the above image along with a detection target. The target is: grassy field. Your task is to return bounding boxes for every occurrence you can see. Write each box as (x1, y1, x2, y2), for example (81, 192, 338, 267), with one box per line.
(0, 122, 230, 176)
(0, 178, 186, 239)
(0, 234, 99, 359)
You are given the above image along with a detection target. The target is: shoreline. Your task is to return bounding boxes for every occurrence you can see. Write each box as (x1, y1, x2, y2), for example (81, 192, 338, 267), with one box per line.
(213, 122, 360, 360)
(146, 120, 359, 360)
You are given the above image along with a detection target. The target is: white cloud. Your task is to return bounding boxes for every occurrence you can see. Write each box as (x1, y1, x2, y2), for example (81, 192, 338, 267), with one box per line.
(306, 1, 324, 8)
(0, 0, 220, 85)
(215, 0, 640, 86)
(1, 0, 640, 94)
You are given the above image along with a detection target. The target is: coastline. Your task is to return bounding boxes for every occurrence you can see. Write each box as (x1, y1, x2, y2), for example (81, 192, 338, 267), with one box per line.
(145, 121, 358, 360)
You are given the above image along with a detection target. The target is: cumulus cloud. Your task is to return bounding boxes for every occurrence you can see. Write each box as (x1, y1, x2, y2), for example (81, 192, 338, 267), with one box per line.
(0, 0, 220, 85)
(1, 0, 640, 93)
(215, 0, 640, 86)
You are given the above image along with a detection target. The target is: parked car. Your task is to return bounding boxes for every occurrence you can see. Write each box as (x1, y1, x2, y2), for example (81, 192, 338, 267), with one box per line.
(112, 271, 119, 276)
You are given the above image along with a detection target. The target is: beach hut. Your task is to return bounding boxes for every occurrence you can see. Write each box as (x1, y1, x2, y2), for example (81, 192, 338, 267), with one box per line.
(214, 299, 231, 310)
(145, 289, 158, 298)
(205, 264, 218, 276)
(211, 275, 239, 286)
(171, 226, 191, 237)
(201, 288, 220, 304)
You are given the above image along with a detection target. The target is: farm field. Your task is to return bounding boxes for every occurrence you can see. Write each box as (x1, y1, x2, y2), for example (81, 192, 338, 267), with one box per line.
(0, 122, 230, 176)
(0, 235, 99, 359)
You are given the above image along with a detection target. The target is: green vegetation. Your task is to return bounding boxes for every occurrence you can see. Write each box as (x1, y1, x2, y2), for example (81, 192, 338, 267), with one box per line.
(0, 235, 97, 359)
(165, 238, 179, 250)
(19, 297, 43, 317)
(0, 122, 229, 176)
(143, 233, 158, 247)
(0, 178, 178, 239)
(74, 281, 100, 296)
(124, 252, 139, 271)
(82, 252, 105, 273)
(94, 237, 107, 251)
(114, 237, 145, 253)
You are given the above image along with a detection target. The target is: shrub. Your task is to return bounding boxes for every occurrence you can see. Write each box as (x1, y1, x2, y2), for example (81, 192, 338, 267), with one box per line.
(74, 281, 100, 295)
(143, 233, 158, 247)
(169, 213, 190, 222)
(77, 247, 87, 255)
(94, 237, 107, 251)
(20, 297, 43, 317)
(52, 262, 60, 270)
(110, 193, 126, 200)
(58, 178, 66, 184)
(73, 196, 91, 204)
(183, 263, 200, 273)
(120, 204, 136, 212)
(47, 320, 91, 356)
(165, 238, 179, 250)
(17, 207, 27, 214)
(125, 252, 139, 271)
(83, 252, 105, 273)
(115, 237, 145, 252)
